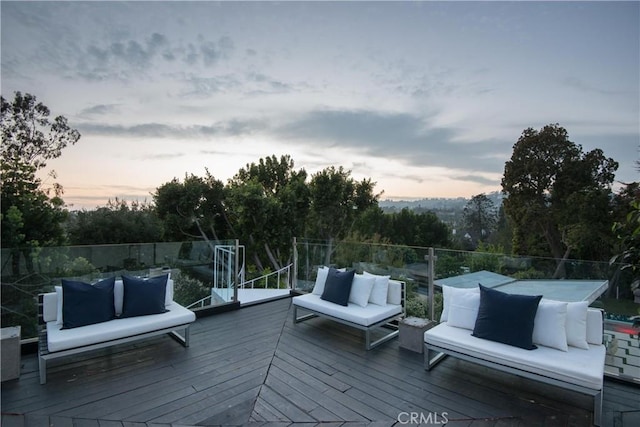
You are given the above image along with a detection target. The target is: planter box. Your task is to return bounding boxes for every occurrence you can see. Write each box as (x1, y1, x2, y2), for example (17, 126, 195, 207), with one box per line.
(1, 326, 21, 381)
(399, 317, 435, 353)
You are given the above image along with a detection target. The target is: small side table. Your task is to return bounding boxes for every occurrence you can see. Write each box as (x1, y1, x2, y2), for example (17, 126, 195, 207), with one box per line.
(399, 317, 435, 353)
(1, 326, 21, 382)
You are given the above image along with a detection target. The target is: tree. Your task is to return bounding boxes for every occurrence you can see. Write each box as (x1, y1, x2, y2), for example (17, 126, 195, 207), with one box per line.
(67, 199, 164, 245)
(461, 194, 497, 248)
(1, 92, 80, 274)
(502, 124, 618, 276)
(380, 208, 450, 248)
(490, 205, 513, 253)
(306, 166, 380, 265)
(610, 181, 640, 297)
(225, 155, 309, 272)
(307, 166, 378, 240)
(153, 171, 229, 243)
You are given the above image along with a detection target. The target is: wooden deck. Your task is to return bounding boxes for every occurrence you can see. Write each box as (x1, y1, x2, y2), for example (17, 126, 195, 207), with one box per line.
(2, 297, 639, 426)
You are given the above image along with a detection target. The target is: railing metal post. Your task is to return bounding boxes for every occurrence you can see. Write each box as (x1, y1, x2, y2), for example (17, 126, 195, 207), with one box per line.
(428, 247, 435, 321)
(292, 237, 298, 290)
(234, 239, 239, 303)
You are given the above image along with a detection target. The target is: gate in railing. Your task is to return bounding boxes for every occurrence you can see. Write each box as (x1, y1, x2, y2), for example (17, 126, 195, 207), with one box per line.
(212, 242, 244, 303)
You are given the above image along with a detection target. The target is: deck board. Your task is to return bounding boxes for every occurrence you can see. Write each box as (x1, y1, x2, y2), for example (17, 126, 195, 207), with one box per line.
(2, 297, 639, 427)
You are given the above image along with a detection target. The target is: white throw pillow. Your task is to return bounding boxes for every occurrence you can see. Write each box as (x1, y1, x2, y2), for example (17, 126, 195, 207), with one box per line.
(440, 285, 480, 322)
(447, 292, 481, 330)
(363, 271, 390, 306)
(532, 300, 569, 351)
(348, 274, 376, 307)
(566, 301, 589, 349)
(312, 267, 330, 295)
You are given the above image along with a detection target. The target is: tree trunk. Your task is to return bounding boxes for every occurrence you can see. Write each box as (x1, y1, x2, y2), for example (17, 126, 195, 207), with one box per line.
(542, 222, 568, 278)
(324, 237, 333, 266)
(553, 245, 571, 279)
(264, 242, 282, 271)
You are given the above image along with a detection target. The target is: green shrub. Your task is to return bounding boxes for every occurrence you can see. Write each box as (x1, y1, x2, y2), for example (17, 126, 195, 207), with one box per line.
(173, 274, 210, 307)
(405, 292, 443, 321)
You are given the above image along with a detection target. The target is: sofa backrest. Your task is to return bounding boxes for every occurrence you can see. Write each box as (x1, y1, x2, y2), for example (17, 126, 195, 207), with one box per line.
(40, 278, 175, 325)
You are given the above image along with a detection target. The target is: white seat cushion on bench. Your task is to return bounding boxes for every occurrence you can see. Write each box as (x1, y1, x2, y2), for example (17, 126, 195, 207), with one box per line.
(45, 302, 196, 352)
(424, 323, 605, 390)
(293, 293, 402, 326)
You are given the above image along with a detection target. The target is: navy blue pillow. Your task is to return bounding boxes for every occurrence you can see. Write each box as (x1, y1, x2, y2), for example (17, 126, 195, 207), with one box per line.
(62, 277, 116, 329)
(121, 274, 169, 318)
(472, 284, 542, 350)
(320, 268, 355, 306)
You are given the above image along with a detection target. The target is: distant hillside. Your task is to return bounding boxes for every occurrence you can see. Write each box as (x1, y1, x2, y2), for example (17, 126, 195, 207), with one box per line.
(379, 191, 503, 211)
(379, 192, 504, 228)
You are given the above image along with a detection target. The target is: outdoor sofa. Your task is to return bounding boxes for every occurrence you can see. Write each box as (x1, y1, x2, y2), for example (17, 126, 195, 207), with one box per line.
(38, 274, 196, 384)
(424, 284, 606, 426)
(292, 267, 405, 350)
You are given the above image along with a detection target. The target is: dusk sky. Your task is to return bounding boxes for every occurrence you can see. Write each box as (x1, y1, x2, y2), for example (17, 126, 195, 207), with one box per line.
(2, 1, 639, 209)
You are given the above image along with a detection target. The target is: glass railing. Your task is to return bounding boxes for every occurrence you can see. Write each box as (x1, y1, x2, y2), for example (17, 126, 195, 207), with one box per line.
(3, 238, 637, 383)
(1, 240, 241, 339)
(294, 238, 639, 384)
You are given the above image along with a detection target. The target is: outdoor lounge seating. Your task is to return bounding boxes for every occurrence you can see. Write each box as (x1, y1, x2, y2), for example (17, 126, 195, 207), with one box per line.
(37, 275, 196, 384)
(292, 267, 405, 350)
(424, 285, 606, 426)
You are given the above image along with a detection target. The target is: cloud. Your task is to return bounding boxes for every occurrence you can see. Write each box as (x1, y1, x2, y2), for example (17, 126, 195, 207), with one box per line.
(77, 118, 266, 139)
(246, 72, 295, 94)
(78, 104, 120, 117)
(137, 153, 186, 161)
(179, 74, 241, 97)
(70, 31, 235, 82)
(454, 174, 501, 186)
(562, 76, 627, 96)
(275, 108, 510, 175)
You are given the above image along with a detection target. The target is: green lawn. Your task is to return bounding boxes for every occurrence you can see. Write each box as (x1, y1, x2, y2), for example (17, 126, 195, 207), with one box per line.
(599, 297, 640, 317)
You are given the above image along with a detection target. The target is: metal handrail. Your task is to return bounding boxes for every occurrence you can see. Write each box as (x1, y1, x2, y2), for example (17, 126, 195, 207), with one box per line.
(240, 263, 292, 290)
(186, 263, 292, 309)
(186, 295, 212, 310)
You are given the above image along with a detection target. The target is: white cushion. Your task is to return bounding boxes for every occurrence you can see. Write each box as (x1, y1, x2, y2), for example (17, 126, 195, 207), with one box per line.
(363, 271, 390, 306)
(425, 322, 605, 390)
(447, 292, 480, 330)
(348, 274, 375, 308)
(532, 300, 568, 351)
(566, 301, 589, 349)
(440, 285, 479, 322)
(293, 293, 402, 327)
(312, 267, 330, 295)
(46, 302, 196, 353)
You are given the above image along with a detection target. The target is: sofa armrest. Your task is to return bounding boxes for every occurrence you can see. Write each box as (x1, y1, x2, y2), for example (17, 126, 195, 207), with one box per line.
(41, 292, 58, 324)
(387, 280, 403, 305)
(586, 308, 604, 345)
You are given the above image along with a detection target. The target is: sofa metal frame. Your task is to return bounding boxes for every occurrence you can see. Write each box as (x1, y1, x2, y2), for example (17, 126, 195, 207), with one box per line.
(37, 293, 192, 385)
(292, 281, 405, 350)
(424, 341, 603, 426)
